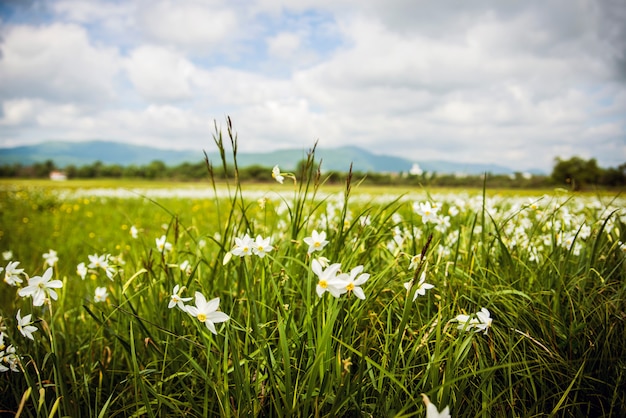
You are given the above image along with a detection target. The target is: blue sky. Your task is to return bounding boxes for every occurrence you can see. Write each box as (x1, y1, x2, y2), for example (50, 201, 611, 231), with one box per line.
(0, 0, 625, 172)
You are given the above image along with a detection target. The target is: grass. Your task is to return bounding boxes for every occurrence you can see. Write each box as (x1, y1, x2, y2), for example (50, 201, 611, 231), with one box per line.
(0, 127, 625, 417)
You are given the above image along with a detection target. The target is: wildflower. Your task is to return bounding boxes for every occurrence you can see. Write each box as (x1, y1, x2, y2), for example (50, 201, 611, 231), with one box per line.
(304, 230, 329, 254)
(414, 202, 439, 224)
(130, 225, 139, 239)
(404, 271, 434, 302)
(343, 265, 370, 300)
(18, 267, 63, 306)
(3, 261, 25, 286)
(42, 249, 58, 267)
(179, 260, 192, 275)
(16, 310, 38, 340)
(76, 262, 88, 279)
(272, 165, 285, 184)
(454, 307, 493, 334)
(94, 287, 108, 303)
(88, 253, 109, 269)
(421, 393, 451, 418)
(316, 256, 330, 268)
(473, 307, 493, 334)
(311, 259, 346, 298)
(186, 292, 230, 335)
(252, 235, 274, 258)
(2, 251, 13, 261)
(168, 284, 192, 311)
(231, 234, 254, 257)
(409, 254, 422, 270)
(0, 342, 20, 373)
(156, 235, 173, 253)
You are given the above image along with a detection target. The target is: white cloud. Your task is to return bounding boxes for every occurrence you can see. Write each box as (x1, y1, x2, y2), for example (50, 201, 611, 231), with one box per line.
(0, 23, 120, 102)
(124, 45, 196, 101)
(267, 32, 302, 59)
(0, 0, 624, 172)
(137, 0, 239, 52)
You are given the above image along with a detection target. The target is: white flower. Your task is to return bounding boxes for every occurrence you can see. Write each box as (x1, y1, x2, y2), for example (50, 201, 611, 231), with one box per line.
(231, 234, 254, 257)
(342, 265, 370, 300)
(186, 292, 230, 334)
(76, 262, 88, 280)
(311, 259, 346, 298)
(3, 261, 25, 286)
(404, 271, 435, 302)
(168, 284, 192, 311)
(252, 235, 273, 258)
(303, 230, 329, 254)
(16, 310, 38, 340)
(88, 253, 109, 269)
(474, 307, 493, 334)
(409, 254, 422, 270)
(179, 260, 192, 275)
(272, 165, 285, 184)
(156, 235, 173, 253)
(454, 307, 493, 334)
(421, 393, 451, 418)
(0, 344, 20, 373)
(18, 267, 63, 306)
(316, 256, 330, 268)
(42, 249, 58, 267)
(413, 202, 439, 224)
(93, 287, 108, 302)
(130, 225, 139, 239)
(2, 251, 13, 261)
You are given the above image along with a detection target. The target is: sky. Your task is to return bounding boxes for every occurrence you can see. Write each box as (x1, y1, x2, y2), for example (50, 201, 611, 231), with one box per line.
(0, 0, 625, 172)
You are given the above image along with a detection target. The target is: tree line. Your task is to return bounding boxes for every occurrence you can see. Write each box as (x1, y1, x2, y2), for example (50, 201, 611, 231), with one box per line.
(0, 156, 623, 190)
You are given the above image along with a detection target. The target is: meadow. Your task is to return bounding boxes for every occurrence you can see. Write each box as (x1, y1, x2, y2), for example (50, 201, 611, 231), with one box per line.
(1, 137, 625, 417)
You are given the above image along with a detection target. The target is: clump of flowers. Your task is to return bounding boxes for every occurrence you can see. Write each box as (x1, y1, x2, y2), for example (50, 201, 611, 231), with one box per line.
(230, 234, 274, 259)
(453, 307, 493, 334)
(311, 258, 371, 300)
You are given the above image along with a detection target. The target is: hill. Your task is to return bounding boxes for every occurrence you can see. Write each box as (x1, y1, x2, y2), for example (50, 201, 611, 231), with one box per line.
(0, 140, 521, 175)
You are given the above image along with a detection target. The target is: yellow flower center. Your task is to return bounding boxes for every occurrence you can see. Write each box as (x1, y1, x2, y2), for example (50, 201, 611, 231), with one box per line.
(346, 282, 355, 291)
(314, 242, 321, 248)
(197, 313, 207, 322)
(258, 246, 264, 252)
(319, 280, 327, 289)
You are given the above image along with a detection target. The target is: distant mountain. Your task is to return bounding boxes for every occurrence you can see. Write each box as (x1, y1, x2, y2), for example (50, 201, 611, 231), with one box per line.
(0, 140, 525, 175)
(0, 140, 201, 167)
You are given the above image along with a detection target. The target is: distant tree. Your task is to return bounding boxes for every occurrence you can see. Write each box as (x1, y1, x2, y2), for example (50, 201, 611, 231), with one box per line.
(144, 160, 167, 179)
(599, 163, 626, 187)
(33, 159, 56, 178)
(551, 157, 601, 190)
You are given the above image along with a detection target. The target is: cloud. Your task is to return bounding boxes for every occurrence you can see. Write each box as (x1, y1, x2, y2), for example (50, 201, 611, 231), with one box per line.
(0, 23, 121, 103)
(137, 0, 239, 52)
(0, 0, 624, 172)
(125, 45, 196, 101)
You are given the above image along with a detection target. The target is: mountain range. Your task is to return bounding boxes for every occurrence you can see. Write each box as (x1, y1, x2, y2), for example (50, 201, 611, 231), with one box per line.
(0, 140, 534, 175)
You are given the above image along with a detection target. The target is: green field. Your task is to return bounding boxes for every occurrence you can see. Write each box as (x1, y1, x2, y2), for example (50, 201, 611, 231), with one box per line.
(1, 163, 625, 416)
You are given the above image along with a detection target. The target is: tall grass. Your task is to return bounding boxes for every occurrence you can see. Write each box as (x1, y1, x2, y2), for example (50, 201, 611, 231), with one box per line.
(1, 122, 625, 417)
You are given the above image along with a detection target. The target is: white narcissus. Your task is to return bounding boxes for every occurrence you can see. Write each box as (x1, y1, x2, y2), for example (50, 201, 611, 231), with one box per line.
(18, 267, 63, 306)
(186, 292, 230, 335)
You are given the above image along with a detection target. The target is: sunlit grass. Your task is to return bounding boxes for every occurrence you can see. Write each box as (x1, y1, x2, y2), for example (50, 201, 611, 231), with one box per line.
(1, 128, 625, 417)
